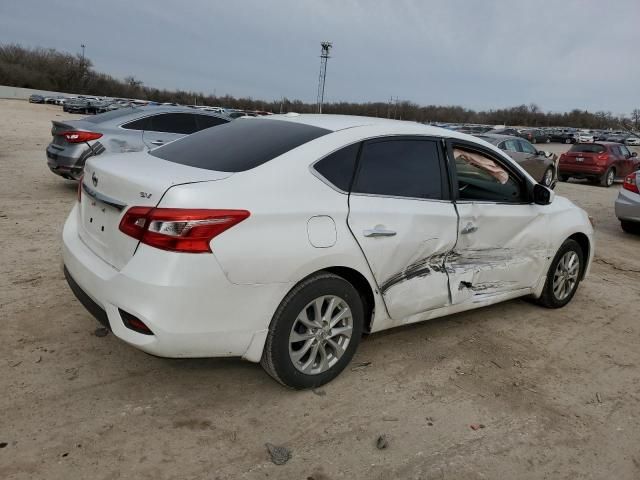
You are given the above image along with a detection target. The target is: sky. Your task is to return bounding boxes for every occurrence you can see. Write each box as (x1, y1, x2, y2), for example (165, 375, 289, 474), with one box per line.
(1, 0, 639, 114)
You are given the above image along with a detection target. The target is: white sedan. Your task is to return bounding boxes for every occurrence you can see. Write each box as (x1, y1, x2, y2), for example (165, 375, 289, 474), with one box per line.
(63, 114, 594, 389)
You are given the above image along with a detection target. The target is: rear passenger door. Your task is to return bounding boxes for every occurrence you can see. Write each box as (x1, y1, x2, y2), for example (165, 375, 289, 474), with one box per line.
(347, 137, 458, 321)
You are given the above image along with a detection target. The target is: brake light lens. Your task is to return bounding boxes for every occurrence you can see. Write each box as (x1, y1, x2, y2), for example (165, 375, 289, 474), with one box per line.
(59, 131, 103, 143)
(596, 153, 609, 165)
(119, 208, 250, 253)
(623, 172, 639, 194)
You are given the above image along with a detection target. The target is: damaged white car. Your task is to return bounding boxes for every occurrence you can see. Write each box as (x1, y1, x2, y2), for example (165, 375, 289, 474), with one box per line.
(63, 114, 594, 389)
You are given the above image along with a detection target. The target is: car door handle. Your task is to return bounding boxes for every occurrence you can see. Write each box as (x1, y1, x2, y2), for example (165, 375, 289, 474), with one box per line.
(363, 226, 397, 238)
(150, 140, 165, 146)
(460, 222, 478, 235)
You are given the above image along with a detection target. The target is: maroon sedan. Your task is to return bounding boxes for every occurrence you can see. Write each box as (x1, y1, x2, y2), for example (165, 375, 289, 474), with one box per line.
(559, 142, 640, 187)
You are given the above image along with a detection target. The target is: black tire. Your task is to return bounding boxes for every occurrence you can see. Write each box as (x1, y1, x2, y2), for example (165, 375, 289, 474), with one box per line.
(261, 272, 364, 389)
(536, 239, 584, 308)
(559, 175, 569, 182)
(621, 220, 640, 234)
(541, 167, 554, 187)
(600, 167, 615, 187)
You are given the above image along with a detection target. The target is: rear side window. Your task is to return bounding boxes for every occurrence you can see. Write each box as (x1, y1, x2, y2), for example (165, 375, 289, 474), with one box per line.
(519, 140, 537, 154)
(314, 143, 360, 192)
(352, 139, 443, 199)
(150, 119, 330, 172)
(149, 113, 198, 134)
(121, 116, 152, 131)
(195, 115, 228, 131)
(570, 144, 605, 154)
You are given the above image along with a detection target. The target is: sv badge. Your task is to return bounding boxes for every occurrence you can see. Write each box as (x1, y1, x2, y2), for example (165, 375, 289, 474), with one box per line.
(140, 192, 152, 199)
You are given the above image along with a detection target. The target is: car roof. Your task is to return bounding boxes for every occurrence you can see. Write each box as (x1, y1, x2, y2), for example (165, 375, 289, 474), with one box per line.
(475, 133, 519, 143)
(259, 113, 485, 140)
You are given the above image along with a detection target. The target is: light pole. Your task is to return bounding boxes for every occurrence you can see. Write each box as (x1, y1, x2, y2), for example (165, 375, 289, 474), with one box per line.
(316, 42, 332, 114)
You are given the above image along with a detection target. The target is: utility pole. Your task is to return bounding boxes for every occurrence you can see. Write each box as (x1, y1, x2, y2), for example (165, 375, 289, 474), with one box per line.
(316, 41, 332, 114)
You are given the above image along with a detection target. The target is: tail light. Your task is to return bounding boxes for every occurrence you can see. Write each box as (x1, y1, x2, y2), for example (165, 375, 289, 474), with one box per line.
(596, 153, 609, 165)
(59, 131, 103, 143)
(119, 208, 250, 253)
(623, 172, 639, 194)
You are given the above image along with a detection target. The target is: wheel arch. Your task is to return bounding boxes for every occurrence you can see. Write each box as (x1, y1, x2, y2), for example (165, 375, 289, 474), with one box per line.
(567, 232, 591, 279)
(322, 266, 376, 333)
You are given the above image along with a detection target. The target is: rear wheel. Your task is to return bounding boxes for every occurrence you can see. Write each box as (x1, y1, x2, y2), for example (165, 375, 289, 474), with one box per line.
(600, 167, 615, 187)
(565, 138, 571, 144)
(559, 174, 569, 182)
(536, 239, 584, 308)
(621, 220, 640, 234)
(261, 272, 364, 389)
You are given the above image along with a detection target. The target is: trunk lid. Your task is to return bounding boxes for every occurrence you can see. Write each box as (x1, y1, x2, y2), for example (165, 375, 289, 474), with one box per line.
(561, 145, 607, 165)
(78, 152, 233, 270)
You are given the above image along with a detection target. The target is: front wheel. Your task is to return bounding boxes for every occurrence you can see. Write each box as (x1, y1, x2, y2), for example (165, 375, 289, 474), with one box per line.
(536, 239, 584, 308)
(261, 272, 364, 389)
(565, 138, 571, 144)
(541, 167, 554, 187)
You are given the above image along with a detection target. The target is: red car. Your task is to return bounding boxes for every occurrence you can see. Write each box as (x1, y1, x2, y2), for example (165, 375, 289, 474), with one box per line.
(559, 142, 640, 187)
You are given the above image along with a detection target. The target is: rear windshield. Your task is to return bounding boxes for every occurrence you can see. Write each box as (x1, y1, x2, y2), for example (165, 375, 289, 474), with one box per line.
(569, 144, 606, 153)
(150, 118, 331, 172)
(84, 107, 140, 123)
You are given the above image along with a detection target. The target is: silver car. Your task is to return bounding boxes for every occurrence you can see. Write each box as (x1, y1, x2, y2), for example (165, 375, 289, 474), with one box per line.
(475, 133, 559, 187)
(615, 170, 640, 233)
(46, 106, 231, 180)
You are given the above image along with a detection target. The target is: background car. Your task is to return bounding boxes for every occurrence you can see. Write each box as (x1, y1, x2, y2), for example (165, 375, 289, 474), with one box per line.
(518, 128, 550, 144)
(63, 115, 592, 389)
(549, 129, 578, 144)
(28, 94, 45, 103)
(46, 106, 231, 180)
(577, 131, 595, 143)
(615, 170, 640, 233)
(475, 133, 557, 186)
(625, 136, 640, 146)
(559, 142, 640, 186)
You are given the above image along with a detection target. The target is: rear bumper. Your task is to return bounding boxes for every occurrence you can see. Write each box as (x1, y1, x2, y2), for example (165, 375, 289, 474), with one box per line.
(62, 205, 290, 361)
(615, 189, 640, 222)
(559, 163, 606, 176)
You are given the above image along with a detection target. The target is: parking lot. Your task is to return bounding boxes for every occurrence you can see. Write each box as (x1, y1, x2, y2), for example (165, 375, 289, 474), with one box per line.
(2, 99, 640, 479)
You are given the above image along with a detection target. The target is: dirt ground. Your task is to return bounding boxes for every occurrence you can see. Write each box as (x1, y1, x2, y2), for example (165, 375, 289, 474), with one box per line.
(1, 99, 639, 480)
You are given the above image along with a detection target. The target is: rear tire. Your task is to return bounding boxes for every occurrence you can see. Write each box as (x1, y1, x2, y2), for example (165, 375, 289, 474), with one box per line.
(565, 138, 571, 144)
(261, 272, 364, 389)
(600, 167, 615, 187)
(559, 175, 569, 182)
(621, 220, 640, 234)
(536, 239, 584, 308)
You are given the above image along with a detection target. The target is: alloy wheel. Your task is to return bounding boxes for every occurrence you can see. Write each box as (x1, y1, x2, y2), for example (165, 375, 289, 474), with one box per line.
(288, 295, 353, 375)
(543, 168, 553, 186)
(552, 251, 580, 301)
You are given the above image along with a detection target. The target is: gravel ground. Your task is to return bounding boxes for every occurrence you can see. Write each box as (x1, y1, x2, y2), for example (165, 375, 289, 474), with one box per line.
(1, 99, 640, 480)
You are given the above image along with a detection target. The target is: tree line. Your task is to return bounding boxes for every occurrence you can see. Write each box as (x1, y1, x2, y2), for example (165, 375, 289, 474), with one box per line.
(1, 43, 636, 129)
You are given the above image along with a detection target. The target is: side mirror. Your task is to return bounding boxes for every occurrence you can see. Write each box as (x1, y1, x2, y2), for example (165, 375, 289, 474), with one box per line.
(537, 150, 553, 158)
(533, 183, 554, 205)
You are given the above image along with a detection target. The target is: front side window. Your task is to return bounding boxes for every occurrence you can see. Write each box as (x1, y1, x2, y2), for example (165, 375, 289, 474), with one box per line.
(519, 140, 538, 155)
(195, 114, 229, 131)
(453, 147, 524, 203)
(352, 139, 443, 200)
(502, 139, 519, 152)
(620, 145, 631, 157)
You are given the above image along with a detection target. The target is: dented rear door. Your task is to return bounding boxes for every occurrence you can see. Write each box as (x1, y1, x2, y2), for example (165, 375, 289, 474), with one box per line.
(347, 137, 458, 320)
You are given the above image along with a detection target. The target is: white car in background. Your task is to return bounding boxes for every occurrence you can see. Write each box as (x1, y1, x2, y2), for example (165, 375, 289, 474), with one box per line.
(63, 115, 594, 389)
(625, 136, 640, 146)
(577, 131, 595, 143)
